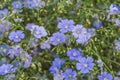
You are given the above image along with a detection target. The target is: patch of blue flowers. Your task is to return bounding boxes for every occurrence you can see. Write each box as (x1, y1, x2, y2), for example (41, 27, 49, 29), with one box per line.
(0, 0, 120, 80)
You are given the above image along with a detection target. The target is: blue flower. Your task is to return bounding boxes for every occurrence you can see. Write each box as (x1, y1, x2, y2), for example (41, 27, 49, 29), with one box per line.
(0, 64, 14, 75)
(0, 45, 10, 55)
(49, 66, 59, 74)
(114, 38, 120, 50)
(76, 57, 94, 74)
(97, 59, 103, 70)
(26, 24, 47, 38)
(12, 1, 22, 9)
(63, 68, 77, 80)
(93, 20, 103, 29)
(76, 32, 91, 44)
(23, 54, 32, 68)
(24, 0, 45, 9)
(4, 74, 15, 80)
(57, 19, 74, 33)
(109, 4, 120, 15)
(19, 52, 32, 68)
(13, 60, 22, 68)
(11, 1, 23, 13)
(49, 58, 65, 74)
(107, 4, 120, 20)
(50, 32, 66, 45)
(52, 58, 65, 68)
(54, 70, 64, 80)
(8, 46, 20, 59)
(33, 26, 47, 38)
(72, 25, 87, 39)
(0, 8, 9, 19)
(8, 30, 25, 42)
(87, 28, 96, 37)
(67, 48, 82, 60)
(40, 40, 51, 49)
(115, 19, 120, 27)
(25, 23, 37, 32)
(0, 20, 11, 38)
(99, 72, 113, 80)
(72, 24, 91, 44)
(0, 58, 7, 65)
(2, 20, 11, 31)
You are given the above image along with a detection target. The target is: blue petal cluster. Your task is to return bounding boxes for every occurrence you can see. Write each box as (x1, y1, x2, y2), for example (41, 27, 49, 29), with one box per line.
(26, 23, 47, 38)
(12, 1, 22, 9)
(40, 40, 51, 49)
(93, 20, 103, 29)
(49, 58, 65, 74)
(67, 48, 82, 60)
(8, 46, 20, 59)
(72, 25, 91, 44)
(8, 30, 25, 42)
(63, 68, 77, 80)
(109, 4, 120, 15)
(0, 45, 10, 55)
(99, 72, 113, 80)
(57, 19, 74, 33)
(0, 8, 9, 19)
(114, 38, 120, 50)
(0, 64, 16, 75)
(50, 32, 66, 45)
(24, 0, 45, 9)
(76, 57, 94, 74)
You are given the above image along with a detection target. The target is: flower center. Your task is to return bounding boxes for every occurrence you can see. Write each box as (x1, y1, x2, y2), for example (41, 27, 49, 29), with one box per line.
(57, 39, 60, 42)
(76, 30, 80, 34)
(12, 51, 14, 54)
(73, 52, 77, 56)
(69, 74, 72, 78)
(3, 49, 6, 53)
(4, 69, 8, 73)
(15, 35, 18, 38)
(65, 26, 68, 28)
(20, 50, 22, 54)
(36, 31, 40, 35)
(84, 64, 88, 67)
(104, 78, 107, 80)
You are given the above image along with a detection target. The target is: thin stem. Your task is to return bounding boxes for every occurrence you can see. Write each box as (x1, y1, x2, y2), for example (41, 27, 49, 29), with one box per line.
(90, 39, 114, 76)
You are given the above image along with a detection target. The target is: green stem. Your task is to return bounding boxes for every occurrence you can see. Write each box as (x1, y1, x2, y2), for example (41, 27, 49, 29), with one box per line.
(91, 39, 114, 76)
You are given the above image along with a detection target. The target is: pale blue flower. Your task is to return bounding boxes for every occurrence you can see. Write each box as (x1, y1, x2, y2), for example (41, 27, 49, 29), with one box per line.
(50, 58, 65, 74)
(24, 0, 45, 9)
(63, 68, 77, 80)
(12, 1, 22, 9)
(50, 32, 66, 46)
(33, 26, 47, 38)
(8, 30, 25, 42)
(67, 48, 82, 60)
(76, 57, 94, 74)
(99, 72, 113, 80)
(72, 25, 87, 38)
(76, 32, 91, 44)
(58, 19, 74, 33)
(93, 20, 103, 29)
(0, 64, 14, 75)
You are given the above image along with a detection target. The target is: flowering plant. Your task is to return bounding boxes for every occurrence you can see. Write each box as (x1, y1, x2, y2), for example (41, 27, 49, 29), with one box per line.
(0, 0, 120, 80)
